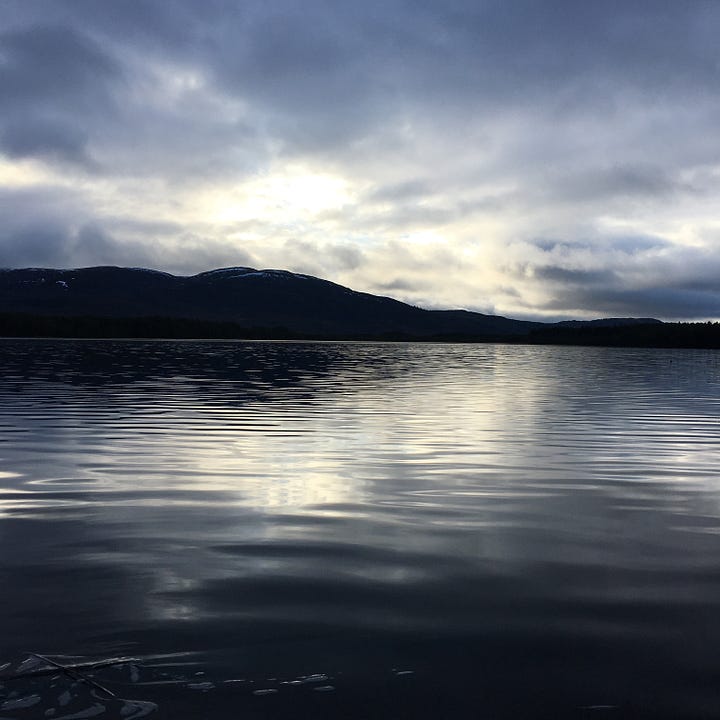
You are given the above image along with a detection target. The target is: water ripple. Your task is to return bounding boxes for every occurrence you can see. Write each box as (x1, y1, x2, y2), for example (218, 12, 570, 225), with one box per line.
(1, 340, 720, 717)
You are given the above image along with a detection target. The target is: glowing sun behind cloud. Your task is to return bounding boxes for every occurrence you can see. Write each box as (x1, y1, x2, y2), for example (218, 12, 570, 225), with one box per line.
(205, 166, 354, 226)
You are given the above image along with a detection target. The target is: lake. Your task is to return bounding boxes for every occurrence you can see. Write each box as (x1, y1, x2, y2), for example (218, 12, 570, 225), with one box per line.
(0, 340, 719, 719)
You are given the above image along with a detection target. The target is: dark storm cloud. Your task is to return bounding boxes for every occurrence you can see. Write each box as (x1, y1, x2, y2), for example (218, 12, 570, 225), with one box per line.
(529, 236, 673, 254)
(0, 24, 122, 166)
(0, 24, 119, 103)
(4, 0, 719, 159)
(533, 266, 617, 286)
(0, 220, 126, 272)
(0, 186, 93, 267)
(15, 0, 712, 155)
(547, 286, 720, 321)
(608, 236, 673, 253)
(201, 0, 720, 164)
(0, 119, 92, 166)
(0, 225, 71, 268)
(0, 6, 269, 177)
(544, 165, 696, 205)
(514, 241, 720, 320)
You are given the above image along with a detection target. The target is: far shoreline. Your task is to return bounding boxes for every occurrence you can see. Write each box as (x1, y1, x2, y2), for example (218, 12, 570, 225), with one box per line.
(0, 313, 718, 350)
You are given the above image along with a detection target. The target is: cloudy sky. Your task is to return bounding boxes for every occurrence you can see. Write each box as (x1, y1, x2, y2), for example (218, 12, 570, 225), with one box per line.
(1, 1, 720, 320)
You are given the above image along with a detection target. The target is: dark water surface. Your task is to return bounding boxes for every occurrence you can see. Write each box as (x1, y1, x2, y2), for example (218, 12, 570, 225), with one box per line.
(1, 340, 719, 719)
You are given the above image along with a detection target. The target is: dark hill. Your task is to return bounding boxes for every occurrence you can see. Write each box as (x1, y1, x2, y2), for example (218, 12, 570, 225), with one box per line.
(0, 266, 540, 339)
(0, 265, 684, 343)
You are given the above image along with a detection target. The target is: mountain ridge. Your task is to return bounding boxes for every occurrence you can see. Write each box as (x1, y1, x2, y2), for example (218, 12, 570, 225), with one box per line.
(0, 265, 664, 341)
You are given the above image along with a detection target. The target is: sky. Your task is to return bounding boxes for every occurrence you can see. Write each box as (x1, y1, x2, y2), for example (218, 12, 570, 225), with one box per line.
(1, 1, 720, 321)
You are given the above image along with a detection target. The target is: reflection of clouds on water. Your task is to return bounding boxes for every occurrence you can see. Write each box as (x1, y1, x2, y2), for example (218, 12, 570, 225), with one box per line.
(2, 341, 720, 716)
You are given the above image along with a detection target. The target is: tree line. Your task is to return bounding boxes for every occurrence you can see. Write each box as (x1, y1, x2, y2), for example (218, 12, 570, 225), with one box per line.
(0, 312, 719, 348)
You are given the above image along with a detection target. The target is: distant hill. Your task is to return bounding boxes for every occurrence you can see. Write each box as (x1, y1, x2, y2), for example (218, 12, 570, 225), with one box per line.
(0, 266, 540, 339)
(555, 317, 662, 328)
(4, 265, 708, 346)
(526, 320, 720, 349)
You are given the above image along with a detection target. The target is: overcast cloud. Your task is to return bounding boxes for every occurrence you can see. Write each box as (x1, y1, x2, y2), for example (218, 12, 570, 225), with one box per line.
(1, 0, 719, 319)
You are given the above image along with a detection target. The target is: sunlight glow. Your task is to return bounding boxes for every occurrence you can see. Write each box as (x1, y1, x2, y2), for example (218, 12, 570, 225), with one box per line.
(0, 158, 59, 187)
(204, 166, 354, 225)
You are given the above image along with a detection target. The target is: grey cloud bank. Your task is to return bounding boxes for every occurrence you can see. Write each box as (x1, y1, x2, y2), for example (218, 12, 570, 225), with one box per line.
(1, 0, 719, 320)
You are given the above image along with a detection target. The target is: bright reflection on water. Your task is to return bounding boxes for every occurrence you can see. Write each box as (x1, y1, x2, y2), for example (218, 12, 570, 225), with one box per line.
(1, 340, 720, 718)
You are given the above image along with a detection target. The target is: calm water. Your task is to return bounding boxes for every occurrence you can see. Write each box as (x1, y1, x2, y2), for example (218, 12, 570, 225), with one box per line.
(1, 340, 719, 719)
